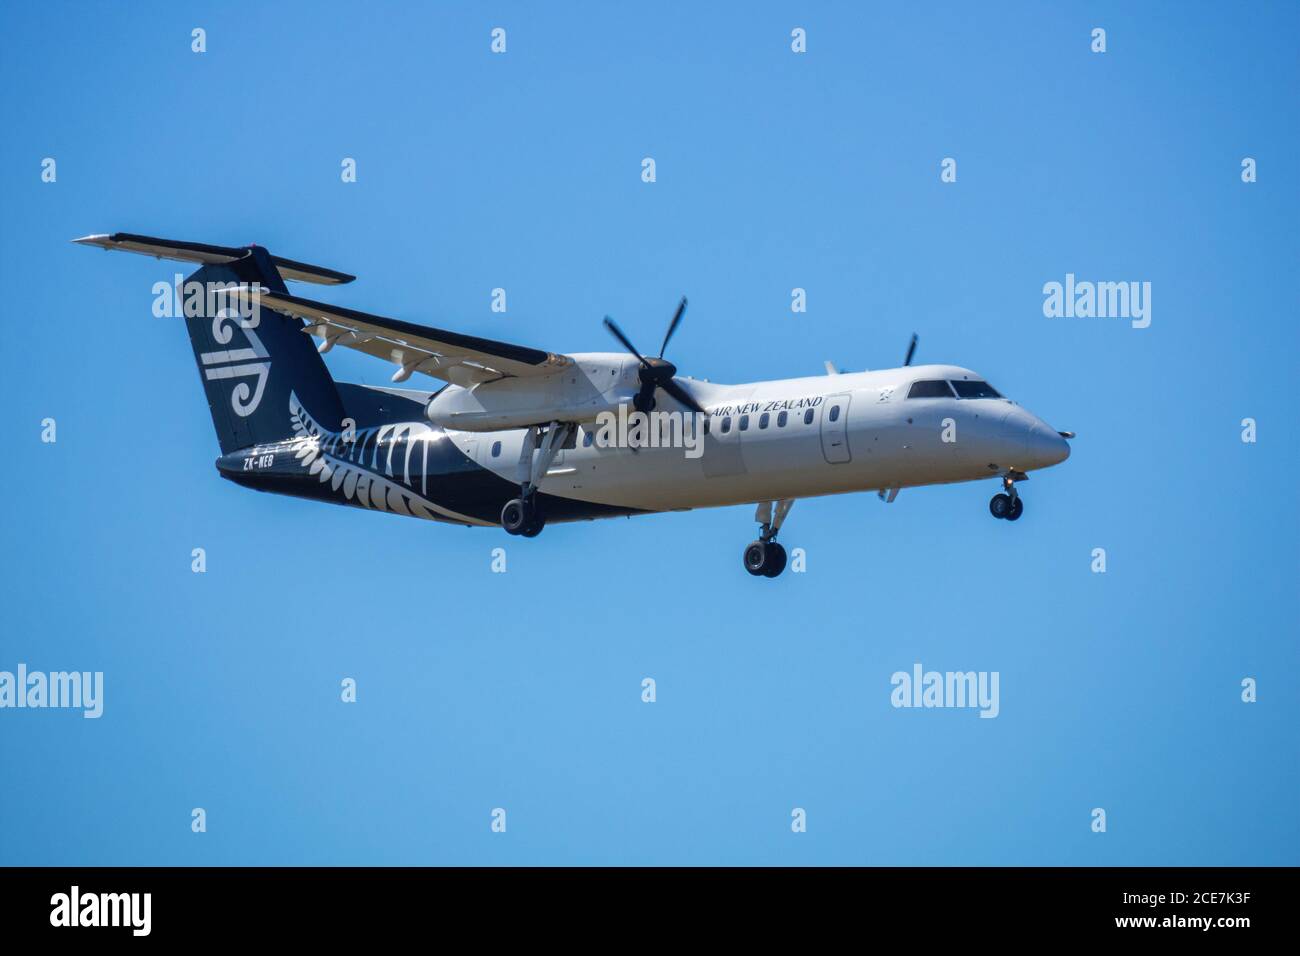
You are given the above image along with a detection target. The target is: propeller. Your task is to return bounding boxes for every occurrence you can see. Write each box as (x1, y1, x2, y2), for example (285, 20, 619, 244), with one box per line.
(602, 297, 707, 415)
(903, 333, 918, 367)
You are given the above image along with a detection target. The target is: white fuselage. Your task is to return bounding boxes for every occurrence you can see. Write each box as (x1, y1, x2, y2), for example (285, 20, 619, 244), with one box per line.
(441, 361, 1071, 513)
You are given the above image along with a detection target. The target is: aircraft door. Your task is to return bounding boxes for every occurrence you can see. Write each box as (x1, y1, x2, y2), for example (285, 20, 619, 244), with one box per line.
(820, 393, 851, 464)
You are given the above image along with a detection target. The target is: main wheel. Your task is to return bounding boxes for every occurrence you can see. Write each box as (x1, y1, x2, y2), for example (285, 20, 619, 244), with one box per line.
(762, 542, 788, 577)
(743, 541, 768, 576)
(521, 512, 545, 537)
(1005, 497, 1024, 521)
(501, 498, 532, 535)
(989, 493, 1011, 519)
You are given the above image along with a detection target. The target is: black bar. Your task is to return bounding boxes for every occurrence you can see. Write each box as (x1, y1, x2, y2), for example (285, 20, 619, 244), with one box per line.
(0, 866, 1286, 941)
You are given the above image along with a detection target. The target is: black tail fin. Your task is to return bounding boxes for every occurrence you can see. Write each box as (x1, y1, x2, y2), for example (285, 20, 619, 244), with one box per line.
(181, 247, 346, 454)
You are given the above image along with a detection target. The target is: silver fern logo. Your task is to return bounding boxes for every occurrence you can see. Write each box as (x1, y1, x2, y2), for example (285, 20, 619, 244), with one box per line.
(288, 394, 485, 524)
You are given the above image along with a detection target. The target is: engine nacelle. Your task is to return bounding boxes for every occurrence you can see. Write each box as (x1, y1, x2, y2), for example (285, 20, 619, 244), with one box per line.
(426, 352, 637, 431)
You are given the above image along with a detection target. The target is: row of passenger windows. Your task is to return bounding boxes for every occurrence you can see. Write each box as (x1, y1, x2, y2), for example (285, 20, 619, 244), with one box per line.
(717, 406, 828, 434)
(487, 405, 832, 456)
(907, 379, 1002, 399)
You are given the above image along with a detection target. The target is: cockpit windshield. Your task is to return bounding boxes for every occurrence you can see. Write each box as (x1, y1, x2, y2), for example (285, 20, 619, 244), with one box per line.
(950, 380, 1002, 399)
(906, 380, 954, 398)
(906, 379, 1004, 399)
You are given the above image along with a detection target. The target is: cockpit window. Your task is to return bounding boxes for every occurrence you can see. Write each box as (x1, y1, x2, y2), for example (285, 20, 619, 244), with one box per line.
(950, 380, 1002, 399)
(907, 380, 954, 399)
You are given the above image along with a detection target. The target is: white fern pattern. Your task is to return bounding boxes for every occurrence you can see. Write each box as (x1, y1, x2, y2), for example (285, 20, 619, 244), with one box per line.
(287, 392, 487, 525)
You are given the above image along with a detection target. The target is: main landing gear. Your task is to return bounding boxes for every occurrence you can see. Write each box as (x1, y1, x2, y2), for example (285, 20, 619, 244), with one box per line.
(501, 497, 544, 537)
(744, 499, 795, 578)
(501, 421, 574, 538)
(988, 471, 1026, 522)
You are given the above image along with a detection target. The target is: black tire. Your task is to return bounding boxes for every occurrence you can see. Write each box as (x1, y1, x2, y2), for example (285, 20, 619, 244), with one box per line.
(501, 498, 530, 535)
(989, 493, 1011, 519)
(1005, 497, 1024, 521)
(743, 541, 768, 576)
(521, 512, 545, 537)
(762, 542, 787, 577)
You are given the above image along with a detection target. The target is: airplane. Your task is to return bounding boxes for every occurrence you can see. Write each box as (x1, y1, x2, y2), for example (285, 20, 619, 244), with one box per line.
(75, 232, 1073, 578)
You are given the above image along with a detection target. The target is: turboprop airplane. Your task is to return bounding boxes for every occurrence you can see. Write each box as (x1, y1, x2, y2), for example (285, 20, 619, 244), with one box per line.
(75, 233, 1073, 578)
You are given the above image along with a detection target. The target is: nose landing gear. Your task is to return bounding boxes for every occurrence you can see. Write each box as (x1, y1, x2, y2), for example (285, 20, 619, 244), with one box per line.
(989, 472, 1026, 521)
(744, 499, 795, 577)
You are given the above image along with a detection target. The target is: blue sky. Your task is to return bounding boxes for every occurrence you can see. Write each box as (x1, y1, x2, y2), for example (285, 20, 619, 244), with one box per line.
(1, 1, 1296, 865)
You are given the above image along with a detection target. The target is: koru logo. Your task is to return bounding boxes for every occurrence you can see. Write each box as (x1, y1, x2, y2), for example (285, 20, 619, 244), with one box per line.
(200, 311, 270, 417)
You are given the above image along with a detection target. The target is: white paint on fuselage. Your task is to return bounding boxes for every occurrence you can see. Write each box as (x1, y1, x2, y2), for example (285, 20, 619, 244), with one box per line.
(446, 364, 1070, 513)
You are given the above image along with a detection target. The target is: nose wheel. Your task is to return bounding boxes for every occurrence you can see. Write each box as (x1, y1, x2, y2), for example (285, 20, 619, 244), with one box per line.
(989, 473, 1025, 521)
(744, 499, 795, 577)
(744, 540, 787, 577)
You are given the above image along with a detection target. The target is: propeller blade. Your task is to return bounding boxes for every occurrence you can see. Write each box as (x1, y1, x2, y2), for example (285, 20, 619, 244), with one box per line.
(658, 296, 688, 358)
(658, 377, 707, 416)
(603, 316, 649, 367)
(903, 333, 918, 367)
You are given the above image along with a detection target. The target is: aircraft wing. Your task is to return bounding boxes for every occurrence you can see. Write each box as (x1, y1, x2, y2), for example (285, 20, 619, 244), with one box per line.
(74, 232, 570, 386)
(241, 289, 571, 387)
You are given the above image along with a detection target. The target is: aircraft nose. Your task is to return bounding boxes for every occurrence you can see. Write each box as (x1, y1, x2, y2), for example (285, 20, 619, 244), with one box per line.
(1024, 420, 1070, 468)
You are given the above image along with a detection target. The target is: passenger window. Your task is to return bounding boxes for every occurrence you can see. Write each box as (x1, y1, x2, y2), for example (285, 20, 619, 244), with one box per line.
(829, 405, 840, 423)
(581, 431, 593, 447)
(491, 441, 502, 457)
(759, 413, 770, 429)
(721, 416, 731, 434)
(804, 408, 815, 425)
(739, 415, 749, 431)
(950, 380, 1003, 399)
(778, 411, 788, 427)
(907, 380, 954, 399)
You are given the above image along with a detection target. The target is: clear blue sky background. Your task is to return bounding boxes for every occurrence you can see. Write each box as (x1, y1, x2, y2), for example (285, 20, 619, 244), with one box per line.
(2, 1, 1296, 865)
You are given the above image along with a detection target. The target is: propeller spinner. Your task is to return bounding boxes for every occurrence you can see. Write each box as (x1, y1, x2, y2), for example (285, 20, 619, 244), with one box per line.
(602, 297, 706, 415)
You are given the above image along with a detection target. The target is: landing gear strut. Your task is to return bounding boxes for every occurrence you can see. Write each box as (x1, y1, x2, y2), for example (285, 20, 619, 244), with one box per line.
(989, 472, 1026, 522)
(744, 499, 795, 577)
(501, 421, 573, 537)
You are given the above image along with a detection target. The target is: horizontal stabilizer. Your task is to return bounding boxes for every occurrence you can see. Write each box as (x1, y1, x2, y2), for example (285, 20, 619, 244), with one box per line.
(72, 232, 355, 285)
